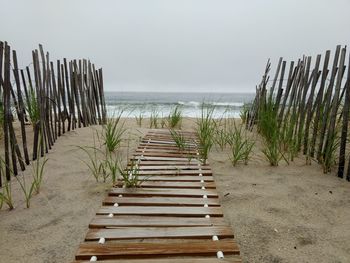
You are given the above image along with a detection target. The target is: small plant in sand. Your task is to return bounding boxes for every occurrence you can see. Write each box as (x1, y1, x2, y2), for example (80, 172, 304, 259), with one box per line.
(227, 123, 255, 166)
(170, 129, 187, 151)
(280, 112, 300, 162)
(117, 159, 145, 188)
(77, 133, 104, 182)
(150, 108, 159, 128)
(24, 85, 40, 130)
(102, 111, 126, 153)
(0, 162, 14, 210)
(31, 153, 48, 194)
(196, 104, 216, 164)
(135, 112, 144, 127)
(214, 125, 228, 151)
(105, 156, 118, 184)
(160, 117, 167, 128)
(15, 173, 36, 208)
(167, 105, 182, 128)
(240, 103, 250, 124)
(259, 100, 287, 166)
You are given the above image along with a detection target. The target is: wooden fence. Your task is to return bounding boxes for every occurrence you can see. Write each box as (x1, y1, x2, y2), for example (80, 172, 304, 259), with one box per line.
(0, 41, 107, 187)
(246, 45, 350, 181)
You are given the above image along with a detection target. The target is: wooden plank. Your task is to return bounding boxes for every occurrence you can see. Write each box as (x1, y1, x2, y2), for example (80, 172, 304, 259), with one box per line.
(97, 206, 223, 217)
(128, 181, 216, 189)
(74, 257, 242, 263)
(141, 140, 193, 146)
(133, 152, 197, 158)
(85, 226, 234, 241)
(103, 196, 220, 206)
(138, 175, 214, 182)
(135, 166, 210, 171)
(132, 156, 204, 162)
(75, 240, 239, 260)
(89, 216, 226, 228)
(138, 161, 206, 166)
(137, 170, 211, 175)
(136, 148, 198, 154)
(109, 188, 218, 197)
(139, 142, 197, 148)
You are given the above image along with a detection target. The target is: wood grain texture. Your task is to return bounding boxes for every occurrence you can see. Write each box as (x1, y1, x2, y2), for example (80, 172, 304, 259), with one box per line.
(97, 206, 223, 217)
(137, 175, 214, 182)
(85, 226, 234, 240)
(74, 257, 242, 263)
(89, 216, 226, 228)
(75, 240, 239, 260)
(103, 196, 220, 206)
(109, 188, 218, 197)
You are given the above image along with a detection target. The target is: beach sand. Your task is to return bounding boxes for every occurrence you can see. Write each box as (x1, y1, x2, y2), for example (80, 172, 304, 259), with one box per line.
(0, 118, 349, 263)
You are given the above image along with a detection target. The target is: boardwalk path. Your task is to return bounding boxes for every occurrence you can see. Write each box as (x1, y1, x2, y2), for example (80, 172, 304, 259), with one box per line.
(74, 129, 241, 262)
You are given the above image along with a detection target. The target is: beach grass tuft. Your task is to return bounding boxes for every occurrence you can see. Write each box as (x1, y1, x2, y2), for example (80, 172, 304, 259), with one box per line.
(227, 122, 255, 166)
(102, 111, 126, 153)
(167, 105, 182, 128)
(196, 104, 216, 164)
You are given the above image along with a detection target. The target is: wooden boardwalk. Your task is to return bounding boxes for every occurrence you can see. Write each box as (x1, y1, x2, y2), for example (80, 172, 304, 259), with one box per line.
(74, 130, 241, 262)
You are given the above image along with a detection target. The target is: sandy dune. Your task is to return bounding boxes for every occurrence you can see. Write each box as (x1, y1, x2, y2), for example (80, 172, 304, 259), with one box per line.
(0, 118, 349, 263)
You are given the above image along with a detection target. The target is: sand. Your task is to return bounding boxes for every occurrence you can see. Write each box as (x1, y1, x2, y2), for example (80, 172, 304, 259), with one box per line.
(0, 118, 350, 263)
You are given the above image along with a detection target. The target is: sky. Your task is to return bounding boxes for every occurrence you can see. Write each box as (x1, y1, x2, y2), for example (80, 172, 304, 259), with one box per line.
(1, 0, 350, 93)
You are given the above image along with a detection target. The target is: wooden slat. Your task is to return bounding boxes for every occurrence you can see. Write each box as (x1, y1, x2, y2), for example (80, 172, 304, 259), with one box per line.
(129, 181, 216, 189)
(74, 257, 242, 263)
(135, 165, 211, 170)
(97, 206, 223, 217)
(137, 161, 206, 166)
(138, 170, 211, 176)
(137, 161, 204, 166)
(136, 149, 198, 155)
(75, 240, 239, 260)
(132, 156, 207, 163)
(139, 143, 197, 149)
(141, 140, 196, 146)
(103, 196, 220, 206)
(109, 188, 218, 197)
(138, 175, 214, 182)
(86, 226, 234, 241)
(89, 216, 226, 228)
(134, 152, 197, 158)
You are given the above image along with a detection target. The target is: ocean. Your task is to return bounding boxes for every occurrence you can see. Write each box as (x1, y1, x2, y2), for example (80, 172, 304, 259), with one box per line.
(104, 92, 255, 118)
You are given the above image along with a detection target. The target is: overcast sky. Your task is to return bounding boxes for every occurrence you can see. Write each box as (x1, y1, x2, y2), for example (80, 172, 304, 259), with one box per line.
(1, 0, 350, 92)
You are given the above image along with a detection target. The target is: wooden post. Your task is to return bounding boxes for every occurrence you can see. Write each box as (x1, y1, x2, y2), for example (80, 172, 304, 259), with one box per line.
(2, 42, 11, 180)
(317, 45, 341, 161)
(309, 51, 331, 157)
(278, 61, 295, 124)
(12, 50, 30, 165)
(339, 55, 350, 178)
(302, 54, 321, 154)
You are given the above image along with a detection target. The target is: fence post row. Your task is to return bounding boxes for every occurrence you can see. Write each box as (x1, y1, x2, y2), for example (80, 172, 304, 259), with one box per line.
(246, 45, 350, 181)
(0, 42, 106, 187)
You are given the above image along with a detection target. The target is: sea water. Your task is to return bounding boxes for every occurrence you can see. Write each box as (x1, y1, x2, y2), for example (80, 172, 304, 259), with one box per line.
(104, 92, 255, 118)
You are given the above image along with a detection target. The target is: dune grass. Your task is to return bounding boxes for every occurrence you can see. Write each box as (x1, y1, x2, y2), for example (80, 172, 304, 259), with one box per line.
(25, 85, 40, 129)
(167, 105, 182, 128)
(135, 112, 144, 127)
(117, 159, 145, 188)
(0, 160, 14, 210)
(196, 104, 216, 164)
(102, 111, 126, 153)
(150, 108, 160, 128)
(258, 100, 287, 166)
(170, 129, 187, 151)
(227, 122, 255, 166)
